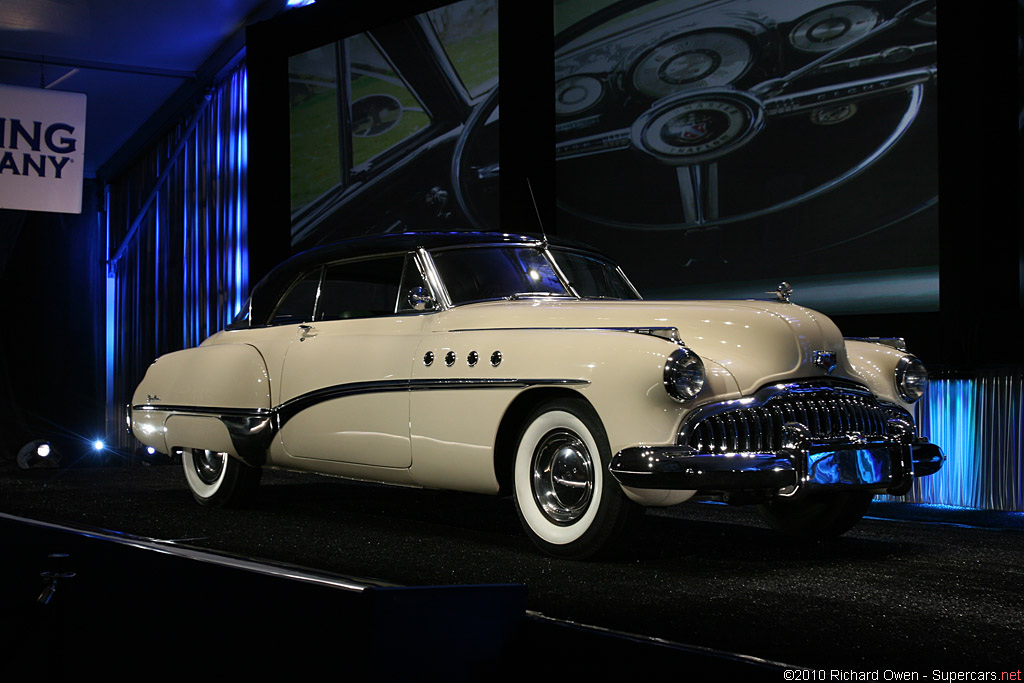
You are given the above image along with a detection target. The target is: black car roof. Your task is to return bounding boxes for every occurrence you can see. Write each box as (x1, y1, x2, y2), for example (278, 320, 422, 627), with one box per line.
(243, 230, 610, 326)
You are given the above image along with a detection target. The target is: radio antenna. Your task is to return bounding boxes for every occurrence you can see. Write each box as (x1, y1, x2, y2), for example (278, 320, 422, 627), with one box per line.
(526, 178, 548, 247)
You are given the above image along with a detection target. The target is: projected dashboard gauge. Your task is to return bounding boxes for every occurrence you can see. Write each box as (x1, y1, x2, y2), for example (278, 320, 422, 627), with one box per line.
(553, 0, 937, 248)
(789, 4, 882, 53)
(630, 31, 753, 99)
(555, 75, 605, 116)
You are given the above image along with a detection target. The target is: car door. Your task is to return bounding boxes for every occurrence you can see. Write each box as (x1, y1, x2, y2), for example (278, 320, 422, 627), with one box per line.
(276, 252, 433, 468)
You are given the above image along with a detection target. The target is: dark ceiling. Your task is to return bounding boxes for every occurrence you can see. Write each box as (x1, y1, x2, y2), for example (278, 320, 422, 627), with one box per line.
(0, 0, 284, 179)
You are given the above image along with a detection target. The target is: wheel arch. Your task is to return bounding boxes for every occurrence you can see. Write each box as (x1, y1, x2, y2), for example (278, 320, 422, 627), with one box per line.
(493, 386, 596, 496)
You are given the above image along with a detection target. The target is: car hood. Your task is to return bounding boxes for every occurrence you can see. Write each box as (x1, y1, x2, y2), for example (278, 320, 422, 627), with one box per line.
(439, 299, 857, 395)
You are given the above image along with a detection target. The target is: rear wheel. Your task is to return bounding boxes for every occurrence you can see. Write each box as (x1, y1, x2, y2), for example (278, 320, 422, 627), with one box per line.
(758, 491, 874, 539)
(512, 398, 639, 559)
(181, 448, 262, 507)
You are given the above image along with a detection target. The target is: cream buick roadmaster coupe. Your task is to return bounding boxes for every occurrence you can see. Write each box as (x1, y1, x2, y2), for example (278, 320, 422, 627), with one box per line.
(130, 232, 943, 558)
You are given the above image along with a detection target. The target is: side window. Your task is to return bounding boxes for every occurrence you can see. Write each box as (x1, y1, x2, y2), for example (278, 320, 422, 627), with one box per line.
(271, 269, 323, 325)
(554, 251, 639, 300)
(316, 255, 405, 321)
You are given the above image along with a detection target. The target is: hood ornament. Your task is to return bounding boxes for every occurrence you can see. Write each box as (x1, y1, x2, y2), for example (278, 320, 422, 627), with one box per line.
(768, 281, 792, 303)
(812, 351, 837, 374)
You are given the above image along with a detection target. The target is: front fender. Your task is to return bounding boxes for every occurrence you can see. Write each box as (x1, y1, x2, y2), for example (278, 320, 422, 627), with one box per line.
(844, 340, 915, 411)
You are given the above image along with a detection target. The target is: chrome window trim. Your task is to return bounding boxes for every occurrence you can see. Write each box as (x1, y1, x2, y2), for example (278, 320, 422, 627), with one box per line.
(543, 246, 579, 298)
(428, 240, 545, 252)
(546, 246, 641, 300)
(280, 251, 432, 323)
(396, 252, 439, 313)
(416, 248, 453, 310)
(615, 264, 643, 300)
(268, 267, 324, 326)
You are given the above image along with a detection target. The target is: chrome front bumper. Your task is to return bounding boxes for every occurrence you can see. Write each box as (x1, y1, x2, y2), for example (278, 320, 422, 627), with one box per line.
(609, 440, 944, 495)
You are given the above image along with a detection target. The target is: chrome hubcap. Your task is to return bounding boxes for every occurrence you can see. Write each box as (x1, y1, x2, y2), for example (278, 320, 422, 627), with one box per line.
(531, 429, 594, 525)
(193, 449, 225, 485)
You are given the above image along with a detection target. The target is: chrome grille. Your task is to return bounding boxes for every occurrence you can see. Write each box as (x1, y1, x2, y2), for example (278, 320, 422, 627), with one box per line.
(682, 385, 896, 455)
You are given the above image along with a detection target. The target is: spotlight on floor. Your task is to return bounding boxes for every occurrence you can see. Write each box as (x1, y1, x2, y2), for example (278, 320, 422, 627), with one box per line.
(17, 440, 61, 470)
(92, 439, 105, 452)
(134, 444, 171, 465)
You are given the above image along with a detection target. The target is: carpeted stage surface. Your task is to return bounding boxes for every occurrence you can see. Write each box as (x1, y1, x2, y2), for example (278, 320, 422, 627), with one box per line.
(1, 460, 1021, 674)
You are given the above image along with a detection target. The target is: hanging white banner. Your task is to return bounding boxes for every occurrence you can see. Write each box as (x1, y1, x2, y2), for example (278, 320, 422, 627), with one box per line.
(0, 84, 87, 214)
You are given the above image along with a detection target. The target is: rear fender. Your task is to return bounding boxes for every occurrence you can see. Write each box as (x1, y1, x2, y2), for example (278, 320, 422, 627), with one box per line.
(131, 344, 272, 464)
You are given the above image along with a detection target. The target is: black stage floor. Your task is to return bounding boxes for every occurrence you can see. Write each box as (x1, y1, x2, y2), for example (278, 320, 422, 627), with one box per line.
(1, 459, 1021, 677)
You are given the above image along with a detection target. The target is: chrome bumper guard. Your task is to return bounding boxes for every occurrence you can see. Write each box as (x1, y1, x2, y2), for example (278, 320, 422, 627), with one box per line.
(609, 440, 944, 494)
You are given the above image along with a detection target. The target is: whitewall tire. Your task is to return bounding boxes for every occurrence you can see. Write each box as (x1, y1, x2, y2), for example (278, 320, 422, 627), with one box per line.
(182, 448, 262, 507)
(512, 398, 638, 559)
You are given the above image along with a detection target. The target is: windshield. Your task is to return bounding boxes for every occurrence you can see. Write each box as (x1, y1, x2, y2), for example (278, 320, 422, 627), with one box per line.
(429, 245, 639, 304)
(431, 247, 568, 304)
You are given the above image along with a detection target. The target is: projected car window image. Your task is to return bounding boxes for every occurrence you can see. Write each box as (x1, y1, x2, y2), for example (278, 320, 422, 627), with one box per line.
(288, 34, 433, 212)
(285, 0, 500, 246)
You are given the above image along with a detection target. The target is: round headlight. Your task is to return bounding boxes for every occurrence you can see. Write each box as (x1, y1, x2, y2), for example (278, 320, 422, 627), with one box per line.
(895, 355, 928, 403)
(664, 347, 705, 402)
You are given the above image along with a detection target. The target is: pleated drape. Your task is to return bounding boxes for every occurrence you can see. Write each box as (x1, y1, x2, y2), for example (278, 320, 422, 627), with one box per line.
(881, 372, 1023, 511)
(104, 62, 248, 447)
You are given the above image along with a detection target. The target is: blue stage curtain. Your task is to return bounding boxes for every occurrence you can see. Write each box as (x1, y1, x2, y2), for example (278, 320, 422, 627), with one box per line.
(880, 372, 1024, 512)
(105, 61, 248, 447)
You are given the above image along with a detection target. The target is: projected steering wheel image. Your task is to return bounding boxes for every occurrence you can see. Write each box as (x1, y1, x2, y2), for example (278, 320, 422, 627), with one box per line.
(554, 0, 937, 233)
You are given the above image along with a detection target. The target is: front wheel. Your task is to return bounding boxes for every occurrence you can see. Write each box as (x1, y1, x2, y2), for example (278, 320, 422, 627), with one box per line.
(512, 398, 639, 559)
(181, 448, 262, 507)
(758, 490, 874, 539)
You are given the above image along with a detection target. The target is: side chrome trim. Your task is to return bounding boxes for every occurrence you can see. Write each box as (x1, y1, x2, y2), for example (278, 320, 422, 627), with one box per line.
(448, 326, 683, 343)
(277, 377, 589, 426)
(132, 378, 590, 465)
(844, 336, 907, 352)
(131, 405, 275, 467)
(132, 378, 589, 419)
(133, 404, 272, 416)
